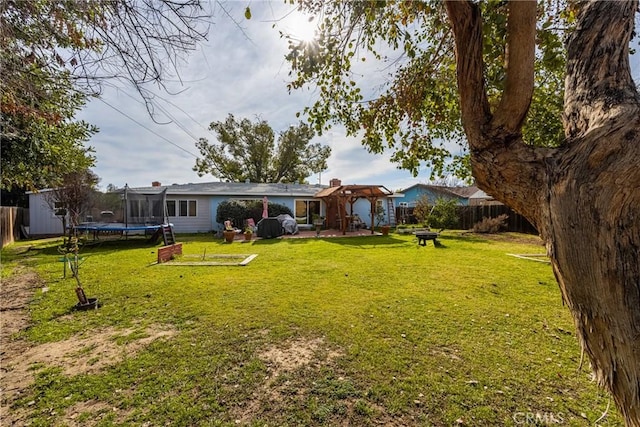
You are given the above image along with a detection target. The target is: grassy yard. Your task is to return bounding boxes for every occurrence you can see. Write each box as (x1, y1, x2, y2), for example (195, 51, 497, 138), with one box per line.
(1, 232, 622, 426)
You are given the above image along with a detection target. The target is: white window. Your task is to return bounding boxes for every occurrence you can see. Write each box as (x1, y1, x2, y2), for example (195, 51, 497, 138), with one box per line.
(166, 200, 176, 217)
(167, 200, 197, 217)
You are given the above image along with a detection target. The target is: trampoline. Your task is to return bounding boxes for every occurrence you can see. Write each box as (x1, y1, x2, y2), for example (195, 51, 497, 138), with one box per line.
(74, 185, 169, 241)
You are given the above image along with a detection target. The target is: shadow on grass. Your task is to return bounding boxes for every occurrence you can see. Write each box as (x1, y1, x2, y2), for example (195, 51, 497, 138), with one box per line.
(421, 240, 448, 249)
(320, 236, 410, 247)
(30, 237, 161, 257)
(252, 235, 423, 248)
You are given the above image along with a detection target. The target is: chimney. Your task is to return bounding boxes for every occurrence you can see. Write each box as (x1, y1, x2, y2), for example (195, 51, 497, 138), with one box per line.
(152, 181, 161, 187)
(330, 178, 341, 187)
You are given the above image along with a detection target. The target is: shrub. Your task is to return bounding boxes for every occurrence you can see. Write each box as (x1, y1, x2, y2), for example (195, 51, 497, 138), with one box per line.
(267, 202, 293, 218)
(413, 195, 431, 225)
(216, 201, 246, 229)
(216, 200, 294, 229)
(427, 198, 459, 231)
(472, 214, 509, 233)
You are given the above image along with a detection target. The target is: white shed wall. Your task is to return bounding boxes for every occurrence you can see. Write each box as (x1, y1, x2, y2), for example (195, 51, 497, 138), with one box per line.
(28, 192, 65, 235)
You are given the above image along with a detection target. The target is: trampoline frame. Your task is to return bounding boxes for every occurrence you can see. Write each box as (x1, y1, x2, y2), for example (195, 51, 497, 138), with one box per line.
(74, 222, 167, 241)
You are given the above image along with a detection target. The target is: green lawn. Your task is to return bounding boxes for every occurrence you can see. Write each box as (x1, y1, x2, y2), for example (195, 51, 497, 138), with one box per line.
(1, 232, 622, 426)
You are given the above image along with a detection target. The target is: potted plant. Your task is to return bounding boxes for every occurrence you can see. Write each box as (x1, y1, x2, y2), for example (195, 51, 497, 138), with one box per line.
(223, 220, 236, 243)
(380, 224, 391, 236)
(312, 215, 324, 237)
(243, 226, 253, 241)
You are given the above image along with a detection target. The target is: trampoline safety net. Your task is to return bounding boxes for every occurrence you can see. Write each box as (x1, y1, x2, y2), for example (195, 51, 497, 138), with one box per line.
(124, 185, 167, 226)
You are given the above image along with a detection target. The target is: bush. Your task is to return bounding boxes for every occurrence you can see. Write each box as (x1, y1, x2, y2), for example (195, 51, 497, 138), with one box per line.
(266, 202, 293, 218)
(427, 198, 459, 231)
(216, 201, 246, 230)
(216, 200, 293, 230)
(472, 214, 509, 233)
(413, 195, 431, 225)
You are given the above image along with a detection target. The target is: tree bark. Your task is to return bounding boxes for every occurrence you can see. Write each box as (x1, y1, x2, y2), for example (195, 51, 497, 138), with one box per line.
(446, 1, 640, 424)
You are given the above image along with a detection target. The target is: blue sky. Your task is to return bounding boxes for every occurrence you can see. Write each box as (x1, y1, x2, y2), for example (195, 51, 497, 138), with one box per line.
(77, 2, 640, 192)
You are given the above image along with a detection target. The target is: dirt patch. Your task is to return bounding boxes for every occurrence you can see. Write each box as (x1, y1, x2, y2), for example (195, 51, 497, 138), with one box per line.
(0, 264, 177, 426)
(233, 337, 343, 424)
(0, 265, 41, 347)
(3, 324, 177, 397)
(259, 337, 327, 374)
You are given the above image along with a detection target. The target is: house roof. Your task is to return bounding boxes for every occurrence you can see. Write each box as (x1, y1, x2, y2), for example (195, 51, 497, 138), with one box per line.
(469, 189, 494, 200)
(398, 184, 479, 199)
(448, 186, 479, 198)
(120, 181, 327, 198)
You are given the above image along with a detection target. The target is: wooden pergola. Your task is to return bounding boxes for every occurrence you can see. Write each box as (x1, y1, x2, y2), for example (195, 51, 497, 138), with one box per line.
(314, 184, 393, 235)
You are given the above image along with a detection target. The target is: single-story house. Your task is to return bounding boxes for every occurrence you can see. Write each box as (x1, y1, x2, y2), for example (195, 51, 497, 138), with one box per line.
(142, 181, 329, 233)
(28, 179, 400, 235)
(397, 184, 499, 207)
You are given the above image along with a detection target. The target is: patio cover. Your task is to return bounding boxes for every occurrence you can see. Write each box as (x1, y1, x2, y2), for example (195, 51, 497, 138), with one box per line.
(314, 185, 393, 235)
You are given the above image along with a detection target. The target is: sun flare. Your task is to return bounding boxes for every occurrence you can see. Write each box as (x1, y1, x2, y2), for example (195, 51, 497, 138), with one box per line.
(282, 11, 318, 43)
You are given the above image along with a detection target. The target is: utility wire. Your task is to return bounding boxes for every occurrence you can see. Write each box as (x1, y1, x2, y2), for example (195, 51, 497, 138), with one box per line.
(116, 87, 213, 138)
(153, 101, 202, 141)
(97, 97, 200, 159)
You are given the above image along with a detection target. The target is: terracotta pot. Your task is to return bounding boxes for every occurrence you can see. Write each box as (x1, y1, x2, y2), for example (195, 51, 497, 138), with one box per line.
(380, 225, 390, 236)
(244, 232, 253, 241)
(223, 230, 235, 243)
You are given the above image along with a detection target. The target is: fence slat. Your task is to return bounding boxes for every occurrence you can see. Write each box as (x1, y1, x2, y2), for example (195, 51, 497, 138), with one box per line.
(1, 207, 27, 248)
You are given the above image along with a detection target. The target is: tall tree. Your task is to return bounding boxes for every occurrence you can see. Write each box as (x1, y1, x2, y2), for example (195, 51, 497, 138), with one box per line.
(0, 78, 97, 191)
(285, 1, 640, 424)
(193, 114, 331, 183)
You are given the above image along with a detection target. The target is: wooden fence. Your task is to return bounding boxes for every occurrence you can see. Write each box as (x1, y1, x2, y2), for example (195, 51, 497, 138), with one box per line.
(1, 207, 28, 248)
(396, 204, 538, 234)
(456, 205, 537, 234)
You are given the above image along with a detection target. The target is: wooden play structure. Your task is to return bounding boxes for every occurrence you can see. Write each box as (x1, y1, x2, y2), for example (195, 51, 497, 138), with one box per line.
(314, 182, 393, 235)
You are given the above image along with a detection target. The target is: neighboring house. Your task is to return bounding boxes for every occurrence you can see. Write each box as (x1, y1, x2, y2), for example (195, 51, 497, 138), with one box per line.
(28, 180, 401, 235)
(467, 188, 502, 206)
(397, 184, 499, 207)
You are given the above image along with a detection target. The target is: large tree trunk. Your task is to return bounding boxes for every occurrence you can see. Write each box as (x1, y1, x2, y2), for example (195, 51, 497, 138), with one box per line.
(446, 1, 640, 424)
